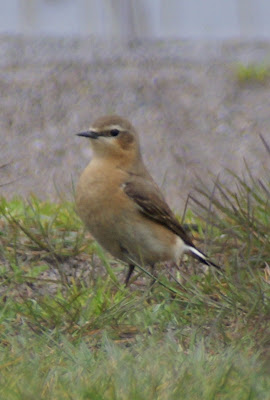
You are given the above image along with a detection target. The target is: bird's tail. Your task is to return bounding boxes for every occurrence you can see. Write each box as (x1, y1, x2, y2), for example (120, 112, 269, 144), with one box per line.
(186, 246, 221, 270)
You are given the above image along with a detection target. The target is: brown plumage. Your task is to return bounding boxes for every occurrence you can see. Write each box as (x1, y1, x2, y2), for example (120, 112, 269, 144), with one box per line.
(76, 115, 220, 285)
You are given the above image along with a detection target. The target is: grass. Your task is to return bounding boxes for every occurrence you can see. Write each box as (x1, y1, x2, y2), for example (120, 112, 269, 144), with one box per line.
(236, 63, 270, 84)
(0, 138, 269, 399)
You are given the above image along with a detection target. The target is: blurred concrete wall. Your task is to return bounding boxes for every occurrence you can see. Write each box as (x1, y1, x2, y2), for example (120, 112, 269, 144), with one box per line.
(1, 0, 270, 39)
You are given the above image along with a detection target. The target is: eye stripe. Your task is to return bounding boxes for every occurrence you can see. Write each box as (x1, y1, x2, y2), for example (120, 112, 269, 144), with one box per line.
(105, 124, 124, 131)
(90, 124, 124, 133)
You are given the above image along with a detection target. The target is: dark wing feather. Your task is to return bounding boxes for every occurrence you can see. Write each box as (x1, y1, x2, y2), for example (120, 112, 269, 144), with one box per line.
(124, 176, 194, 247)
(124, 175, 221, 270)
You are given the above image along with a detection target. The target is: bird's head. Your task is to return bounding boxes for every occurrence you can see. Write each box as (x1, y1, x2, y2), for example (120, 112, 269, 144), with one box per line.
(77, 115, 141, 162)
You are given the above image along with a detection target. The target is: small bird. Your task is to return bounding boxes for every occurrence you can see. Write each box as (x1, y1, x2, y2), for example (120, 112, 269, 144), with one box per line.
(76, 115, 220, 285)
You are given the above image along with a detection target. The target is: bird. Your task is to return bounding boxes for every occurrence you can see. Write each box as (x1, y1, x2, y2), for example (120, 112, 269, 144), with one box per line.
(75, 115, 220, 286)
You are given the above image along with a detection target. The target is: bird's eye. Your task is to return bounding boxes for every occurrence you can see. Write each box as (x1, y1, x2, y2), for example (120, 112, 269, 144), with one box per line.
(110, 129, 120, 137)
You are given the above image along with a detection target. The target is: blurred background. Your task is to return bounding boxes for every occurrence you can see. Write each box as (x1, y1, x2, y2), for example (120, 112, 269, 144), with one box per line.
(2, 0, 270, 39)
(1, 0, 270, 209)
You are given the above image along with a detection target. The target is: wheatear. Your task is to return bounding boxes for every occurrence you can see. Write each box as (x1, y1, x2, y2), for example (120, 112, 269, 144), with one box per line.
(76, 115, 220, 285)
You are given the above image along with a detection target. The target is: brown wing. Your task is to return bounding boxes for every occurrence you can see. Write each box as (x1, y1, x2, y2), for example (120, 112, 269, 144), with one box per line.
(123, 176, 194, 247)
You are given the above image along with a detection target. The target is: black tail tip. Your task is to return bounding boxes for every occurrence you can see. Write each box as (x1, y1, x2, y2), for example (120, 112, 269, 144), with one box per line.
(188, 246, 222, 271)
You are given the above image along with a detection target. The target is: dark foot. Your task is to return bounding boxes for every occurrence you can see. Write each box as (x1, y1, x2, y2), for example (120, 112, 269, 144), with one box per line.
(125, 264, 135, 286)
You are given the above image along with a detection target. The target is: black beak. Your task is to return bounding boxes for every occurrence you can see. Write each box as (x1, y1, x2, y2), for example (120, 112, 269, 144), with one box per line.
(76, 131, 99, 139)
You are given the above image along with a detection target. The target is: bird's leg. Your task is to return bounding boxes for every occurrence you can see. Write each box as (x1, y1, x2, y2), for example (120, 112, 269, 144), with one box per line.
(125, 264, 135, 286)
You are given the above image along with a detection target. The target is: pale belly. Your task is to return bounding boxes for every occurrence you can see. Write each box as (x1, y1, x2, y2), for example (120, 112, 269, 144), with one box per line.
(76, 162, 184, 266)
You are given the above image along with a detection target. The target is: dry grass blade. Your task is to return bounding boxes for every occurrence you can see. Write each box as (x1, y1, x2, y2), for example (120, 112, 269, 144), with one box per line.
(259, 134, 270, 155)
(191, 138, 270, 266)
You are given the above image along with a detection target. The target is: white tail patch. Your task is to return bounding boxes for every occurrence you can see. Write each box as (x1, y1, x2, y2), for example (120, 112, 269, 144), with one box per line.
(186, 245, 206, 260)
(185, 245, 221, 270)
